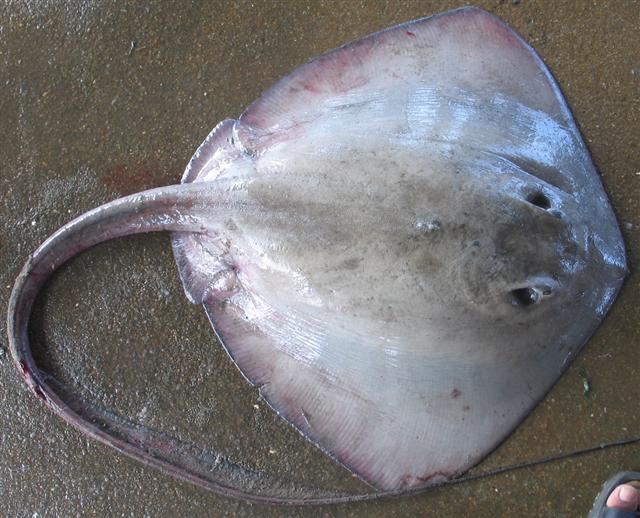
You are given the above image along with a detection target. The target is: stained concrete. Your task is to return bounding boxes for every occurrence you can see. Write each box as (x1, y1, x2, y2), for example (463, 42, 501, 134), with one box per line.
(1, 1, 639, 516)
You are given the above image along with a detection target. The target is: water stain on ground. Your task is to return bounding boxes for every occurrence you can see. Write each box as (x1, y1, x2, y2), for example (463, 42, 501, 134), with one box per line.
(102, 161, 180, 195)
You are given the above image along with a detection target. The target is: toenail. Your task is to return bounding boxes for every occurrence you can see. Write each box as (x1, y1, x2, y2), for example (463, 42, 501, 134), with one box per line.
(619, 485, 637, 503)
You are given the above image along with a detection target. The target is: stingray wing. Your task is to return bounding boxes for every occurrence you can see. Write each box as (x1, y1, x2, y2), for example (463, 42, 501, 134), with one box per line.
(172, 7, 625, 490)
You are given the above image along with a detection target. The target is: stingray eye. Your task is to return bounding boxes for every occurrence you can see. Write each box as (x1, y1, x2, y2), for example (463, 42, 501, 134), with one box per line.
(510, 284, 553, 307)
(526, 191, 551, 210)
(510, 287, 540, 306)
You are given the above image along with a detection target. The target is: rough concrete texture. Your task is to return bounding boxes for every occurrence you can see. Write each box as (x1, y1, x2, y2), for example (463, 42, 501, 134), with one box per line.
(1, 0, 638, 516)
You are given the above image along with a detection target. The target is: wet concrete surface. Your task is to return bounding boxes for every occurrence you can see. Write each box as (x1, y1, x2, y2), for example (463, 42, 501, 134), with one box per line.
(1, 0, 639, 516)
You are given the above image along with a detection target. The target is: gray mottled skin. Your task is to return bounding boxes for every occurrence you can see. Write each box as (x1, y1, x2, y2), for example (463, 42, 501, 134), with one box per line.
(7, 6, 626, 502)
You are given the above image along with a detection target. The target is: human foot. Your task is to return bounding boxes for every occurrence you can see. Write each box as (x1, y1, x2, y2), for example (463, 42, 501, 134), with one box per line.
(606, 483, 640, 513)
(588, 472, 640, 517)
(607, 484, 640, 511)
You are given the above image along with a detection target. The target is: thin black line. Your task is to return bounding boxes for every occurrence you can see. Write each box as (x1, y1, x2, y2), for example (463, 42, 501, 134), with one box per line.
(298, 435, 640, 504)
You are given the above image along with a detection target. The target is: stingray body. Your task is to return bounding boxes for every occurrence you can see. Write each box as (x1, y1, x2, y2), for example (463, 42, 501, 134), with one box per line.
(8, 6, 626, 501)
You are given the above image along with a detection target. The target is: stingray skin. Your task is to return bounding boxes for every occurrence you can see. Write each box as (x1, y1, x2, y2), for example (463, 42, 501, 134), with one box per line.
(171, 7, 626, 489)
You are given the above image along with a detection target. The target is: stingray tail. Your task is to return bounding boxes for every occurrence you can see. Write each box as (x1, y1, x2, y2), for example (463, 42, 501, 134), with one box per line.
(8, 183, 215, 384)
(5, 184, 270, 499)
(4, 182, 369, 504)
(8, 184, 217, 393)
(8, 182, 213, 372)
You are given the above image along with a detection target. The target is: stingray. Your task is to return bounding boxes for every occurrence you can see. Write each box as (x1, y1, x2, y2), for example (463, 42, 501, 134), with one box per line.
(8, 6, 626, 504)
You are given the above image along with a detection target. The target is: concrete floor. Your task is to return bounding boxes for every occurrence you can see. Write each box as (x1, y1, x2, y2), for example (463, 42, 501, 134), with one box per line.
(1, 1, 639, 516)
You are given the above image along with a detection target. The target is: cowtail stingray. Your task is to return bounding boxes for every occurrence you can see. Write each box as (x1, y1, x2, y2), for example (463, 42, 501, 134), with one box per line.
(7, 6, 626, 503)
